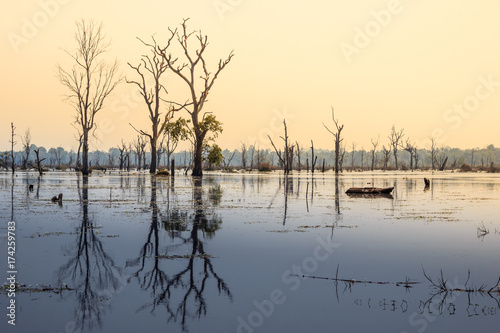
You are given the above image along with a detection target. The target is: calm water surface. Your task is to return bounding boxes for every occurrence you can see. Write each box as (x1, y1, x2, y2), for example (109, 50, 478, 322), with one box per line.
(0, 171, 499, 333)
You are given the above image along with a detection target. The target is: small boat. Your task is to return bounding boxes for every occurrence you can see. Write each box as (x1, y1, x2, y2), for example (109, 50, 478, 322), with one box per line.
(345, 187, 394, 194)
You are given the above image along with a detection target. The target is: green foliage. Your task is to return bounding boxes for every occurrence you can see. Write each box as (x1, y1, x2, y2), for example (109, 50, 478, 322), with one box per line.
(198, 114, 223, 142)
(162, 118, 190, 141)
(205, 144, 223, 169)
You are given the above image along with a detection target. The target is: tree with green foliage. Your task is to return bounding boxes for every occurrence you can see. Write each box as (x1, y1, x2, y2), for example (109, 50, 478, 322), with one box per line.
(160, 117, 189, 169)
(156, 18, 233, 176)
(205, 144, 223, 170)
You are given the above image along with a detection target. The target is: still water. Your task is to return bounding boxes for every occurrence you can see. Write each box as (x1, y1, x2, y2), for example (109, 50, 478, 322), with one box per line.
(1, 171, 499, 333)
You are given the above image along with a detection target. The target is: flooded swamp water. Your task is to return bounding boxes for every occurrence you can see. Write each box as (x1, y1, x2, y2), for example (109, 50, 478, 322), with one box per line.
(0, 171, 499, 333)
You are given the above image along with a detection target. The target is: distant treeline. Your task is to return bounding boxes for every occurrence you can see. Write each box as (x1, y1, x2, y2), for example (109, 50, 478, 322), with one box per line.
(1, 144, 499, 172)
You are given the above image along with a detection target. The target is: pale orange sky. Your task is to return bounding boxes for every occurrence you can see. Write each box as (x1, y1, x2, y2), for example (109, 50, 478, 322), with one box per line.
(2, 0, 500, 153)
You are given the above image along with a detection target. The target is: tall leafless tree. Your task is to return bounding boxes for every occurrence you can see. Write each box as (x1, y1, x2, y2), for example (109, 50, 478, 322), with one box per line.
(360, 148, 365, 169)
(310, 140, 318, 174)
(382, 145, 391, 170)
(370, 136, 379, 171)
(117, 140, 127, 170)
(429, 136, 437, 170)
(156, 18, 233, 176)
(388, 125, 405, 169)
(58, 20, 120, 175)
(107, 149, 116, 168)
(268, 120, 291, 174)
(10, 122, 16, 174)
(21, 128, 31, 169)
(127, 37, 171, 174)
(240, 142, 248, 169)
(350, 142, 357, 170)
(133, 135, 147, 170)
(339, 144, 346, 172)
(222, 149, 236, 168)
(249, 144, 256, 169)
(323, 107, 344, 174)
(295, 142, 302, 171)
(34, 148, 45, 176)
(404, 139, 416, 171)
(437, 147, 448, 171)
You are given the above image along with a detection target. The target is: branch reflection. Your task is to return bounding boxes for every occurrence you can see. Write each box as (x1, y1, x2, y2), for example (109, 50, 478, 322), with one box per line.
(57, 176, 122, 331)
(129, 176, 231, 332)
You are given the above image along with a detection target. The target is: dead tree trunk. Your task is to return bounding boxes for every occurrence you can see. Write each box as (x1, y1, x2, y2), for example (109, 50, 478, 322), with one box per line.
(34, 149, 45, 176)
(268, 120, 290, 174)
(323, 107, 344, 174)
(10, 122, 16, 174)
(310, 140, 318, 174)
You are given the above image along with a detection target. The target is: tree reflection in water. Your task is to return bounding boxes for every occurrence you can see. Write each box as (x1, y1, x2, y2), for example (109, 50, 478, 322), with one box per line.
(57, 176, 122, 331)
(128, 176, 232, 332)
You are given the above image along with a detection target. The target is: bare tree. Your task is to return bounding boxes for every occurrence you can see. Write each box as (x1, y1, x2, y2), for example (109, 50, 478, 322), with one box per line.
(127, 37, 171, 174)
(350, 142, 357, 170)
(34, 148, 45, 176)
(157, 18, 234, 176)
(58, 20, 120, 175)
(339, 144, 346, 172)
(370, 136, 379, 171)
(133, 136, 145, 170)
(21, 128, 31, 169)
(382, 145, 391, 170)
(93, 150, 102, 167)
(249, 144, 256, 169)
(240, 142, 247, 169)
(388, 125, 405, 169)
(310, 140, 318, 174)
(361, 148, 366, 169)
(437, 147, 448, 171)
(55, 147, 65, 166)
(107, 149, 116, 168)
(295, 142, 302, 171)
(222, 149, 236, 168)
(413, 145, 419, 169)
(117, 140, 127, 170)
(10, 122, 16, 174)
(404, 139, 416, 171)
(430, 136, 437, 170)
(323, 107, 344, 174)
(268, 120, 291, 174)
(125, 144, 132, 171)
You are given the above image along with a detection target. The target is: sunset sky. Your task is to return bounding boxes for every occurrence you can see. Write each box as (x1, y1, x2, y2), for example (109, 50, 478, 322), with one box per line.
(2, 0, 500, 153)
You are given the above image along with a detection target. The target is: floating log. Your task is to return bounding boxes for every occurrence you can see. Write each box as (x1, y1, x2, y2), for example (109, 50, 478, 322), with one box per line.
(345, 187, 394, 194)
